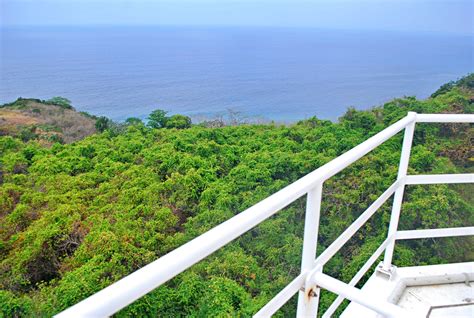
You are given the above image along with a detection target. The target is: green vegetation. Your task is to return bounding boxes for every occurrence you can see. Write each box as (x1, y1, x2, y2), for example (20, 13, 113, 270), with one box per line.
(431, 74, 474, 98)
(166, 114, 192, 129)
(147, 109, 169, 128)
(147, 109, 192, 129)
(125, 117, 144, 126)
(0, 75, 473, 317)
(95, 116, 111, 133)
(45, 97, 74, 110)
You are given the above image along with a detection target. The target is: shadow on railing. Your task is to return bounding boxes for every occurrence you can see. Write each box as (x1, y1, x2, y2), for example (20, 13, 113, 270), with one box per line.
(56, 113, 474, 318)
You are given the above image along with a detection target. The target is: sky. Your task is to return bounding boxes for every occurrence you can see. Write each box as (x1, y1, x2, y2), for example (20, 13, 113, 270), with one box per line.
(1, 0, 473, 35)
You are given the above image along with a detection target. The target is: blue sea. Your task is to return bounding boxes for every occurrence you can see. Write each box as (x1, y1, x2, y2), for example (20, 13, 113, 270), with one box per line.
(0, 26, 472, 121)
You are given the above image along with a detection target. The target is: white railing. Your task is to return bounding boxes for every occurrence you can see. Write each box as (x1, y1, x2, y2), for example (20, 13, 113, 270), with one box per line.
(56, 112, 474, 318)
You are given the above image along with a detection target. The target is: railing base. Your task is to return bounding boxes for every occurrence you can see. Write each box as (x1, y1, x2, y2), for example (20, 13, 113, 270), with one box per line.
(376, 264, 397, 280)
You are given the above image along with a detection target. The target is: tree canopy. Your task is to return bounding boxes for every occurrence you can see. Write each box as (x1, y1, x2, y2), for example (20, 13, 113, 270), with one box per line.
(165, 114, 192, 129)
(45, 97, 73, 110)
(147, 109, 192, 130)
(147, 109, 168, 129)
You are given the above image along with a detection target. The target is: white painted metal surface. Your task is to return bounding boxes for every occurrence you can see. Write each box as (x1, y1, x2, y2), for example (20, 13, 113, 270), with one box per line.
(405, 173, 474, 185)
(341, 262, 474, 318)
(383, 112, 416, 271)
(56, 113, 474, 318)
(311, 272, 409, 318)
(429, 304, 474, 317)
(322, 236, 394, 318)
(416, 113, 474, 123)
(398, 283, 474, 316)
(297, 185, 323, 317)
(396, 227, 474, 240)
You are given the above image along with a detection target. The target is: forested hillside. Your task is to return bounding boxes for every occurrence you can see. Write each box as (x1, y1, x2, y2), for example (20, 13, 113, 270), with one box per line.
(1, 75, 473, 317)
(0, 97, 97, 144)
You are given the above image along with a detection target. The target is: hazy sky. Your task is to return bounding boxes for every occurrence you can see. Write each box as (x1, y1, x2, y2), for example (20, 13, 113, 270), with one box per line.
(1, 0, 473, 35)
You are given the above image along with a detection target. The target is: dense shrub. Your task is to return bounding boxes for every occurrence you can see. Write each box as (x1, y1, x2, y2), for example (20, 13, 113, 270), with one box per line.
(165, 115, 192, 129)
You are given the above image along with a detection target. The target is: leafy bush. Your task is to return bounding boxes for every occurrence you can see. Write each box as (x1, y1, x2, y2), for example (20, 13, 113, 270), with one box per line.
(165, 114, 192, 129)
(19, 127, 38, 142)
(46, 97, 74, 110)
(147, 109, 168, 129)
(95, 116, 111, 132)
(147, 110, 192, 129)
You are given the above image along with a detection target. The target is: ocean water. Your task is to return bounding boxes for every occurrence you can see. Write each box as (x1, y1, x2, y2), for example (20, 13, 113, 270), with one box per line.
(0, 26, 472, 121)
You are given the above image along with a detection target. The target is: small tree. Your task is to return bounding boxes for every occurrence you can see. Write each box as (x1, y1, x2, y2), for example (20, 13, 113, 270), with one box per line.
(46, 96, 73, 109)
(125, 117, 143, 126)
(19, 126, 38, 142)
(95, 116, 110, 132)
(165, 114, 192, 129)
(147, 109, 168, 129)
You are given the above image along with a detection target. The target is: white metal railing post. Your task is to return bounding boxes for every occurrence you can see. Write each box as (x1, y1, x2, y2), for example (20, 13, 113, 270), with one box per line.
(383, 112, 417, 271)
(297, 184, 323, 317)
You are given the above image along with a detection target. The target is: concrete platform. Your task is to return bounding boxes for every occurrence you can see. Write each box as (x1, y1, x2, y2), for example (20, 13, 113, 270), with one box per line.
(341, 262, 474, 317)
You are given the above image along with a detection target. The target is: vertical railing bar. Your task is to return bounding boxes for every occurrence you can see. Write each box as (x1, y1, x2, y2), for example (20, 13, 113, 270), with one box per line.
(296, 184, 323, 317)
(383, 112, 417, 271)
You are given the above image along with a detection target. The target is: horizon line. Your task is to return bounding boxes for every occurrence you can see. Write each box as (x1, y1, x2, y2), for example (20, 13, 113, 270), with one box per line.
(1, 24, 473, 37)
